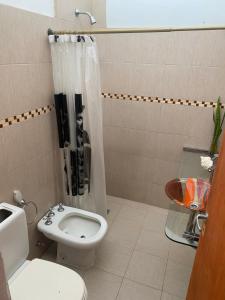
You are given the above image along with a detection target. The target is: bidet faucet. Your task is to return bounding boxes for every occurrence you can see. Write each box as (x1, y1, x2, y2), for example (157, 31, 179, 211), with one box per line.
(47, 208, 55, 218)
(58, 202, 64, 212)
(45, 217, 52, 225)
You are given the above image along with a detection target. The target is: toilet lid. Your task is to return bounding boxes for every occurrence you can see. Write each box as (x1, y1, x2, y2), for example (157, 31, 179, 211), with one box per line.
(9, 259, 87, 300)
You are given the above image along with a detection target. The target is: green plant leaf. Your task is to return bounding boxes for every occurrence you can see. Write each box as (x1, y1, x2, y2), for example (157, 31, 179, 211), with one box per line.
(210, 96, 224, 154)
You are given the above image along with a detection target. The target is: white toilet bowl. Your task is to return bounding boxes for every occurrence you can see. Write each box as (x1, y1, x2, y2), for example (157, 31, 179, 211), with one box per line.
(9, 259, 87, 300)
(0, 202, 87, 300)
(38, 204, 108, 269)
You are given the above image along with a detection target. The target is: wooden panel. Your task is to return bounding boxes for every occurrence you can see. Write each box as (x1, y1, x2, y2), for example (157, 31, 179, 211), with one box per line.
(187, 132, 225, 299)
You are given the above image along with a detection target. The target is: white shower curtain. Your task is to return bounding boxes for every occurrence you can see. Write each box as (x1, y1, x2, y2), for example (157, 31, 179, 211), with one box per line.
(49, 34, 107, 218)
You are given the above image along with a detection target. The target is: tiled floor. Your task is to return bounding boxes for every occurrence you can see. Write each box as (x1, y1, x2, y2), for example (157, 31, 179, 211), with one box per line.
(42, 195, 196, 300)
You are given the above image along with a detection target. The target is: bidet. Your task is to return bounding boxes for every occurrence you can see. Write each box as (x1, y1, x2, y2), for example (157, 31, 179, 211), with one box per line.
(38, 204, 108, 269)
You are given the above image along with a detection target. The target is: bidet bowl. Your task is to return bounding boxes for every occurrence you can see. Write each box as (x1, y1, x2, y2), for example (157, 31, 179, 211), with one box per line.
(38, 205, 108, 250)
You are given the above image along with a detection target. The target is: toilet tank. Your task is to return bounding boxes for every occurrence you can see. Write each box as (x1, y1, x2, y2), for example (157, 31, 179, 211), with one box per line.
(0, 203, 29, 279)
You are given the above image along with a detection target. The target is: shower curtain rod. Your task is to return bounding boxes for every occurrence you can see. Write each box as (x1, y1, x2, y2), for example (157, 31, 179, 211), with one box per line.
(48, 25, 225, 35)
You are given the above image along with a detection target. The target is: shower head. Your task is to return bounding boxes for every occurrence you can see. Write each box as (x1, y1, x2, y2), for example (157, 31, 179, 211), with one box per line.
(75, 9, 96, 25)
(90, 15, 97, 25)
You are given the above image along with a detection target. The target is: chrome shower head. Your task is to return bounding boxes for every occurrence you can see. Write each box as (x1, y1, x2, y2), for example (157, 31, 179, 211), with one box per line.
(75, 9, 96, 25)
(90, 15, 97, 25)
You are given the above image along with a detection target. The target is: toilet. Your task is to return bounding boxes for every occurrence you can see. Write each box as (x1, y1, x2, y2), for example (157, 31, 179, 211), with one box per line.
(38, 204, 108, 269)
(0, 202, 87, 300)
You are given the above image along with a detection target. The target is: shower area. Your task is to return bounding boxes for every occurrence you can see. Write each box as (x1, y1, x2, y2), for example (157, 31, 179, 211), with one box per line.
(48, 1, 225, 250)
(49, 31, 107, 218)
(49, 2, 225, 215)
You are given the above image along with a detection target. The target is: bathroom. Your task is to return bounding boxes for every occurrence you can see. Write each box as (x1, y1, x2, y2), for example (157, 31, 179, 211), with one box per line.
(0, 0, 225, 299)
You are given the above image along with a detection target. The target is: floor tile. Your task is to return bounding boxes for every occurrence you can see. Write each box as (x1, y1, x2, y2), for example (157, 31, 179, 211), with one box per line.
(144, 206, 168, 234)
(101, 234, 135, 256)
(163, 260, 192, 298)
(117, 279, 161, 300)
(161, 292, 184, 300)
(41, 196, 194, 300)
(41, 243, 57, 262)
(107, 201, 122, 224)
(83, 268, 122, 300)
(116, 204, 147, 225)
(168, 242, 196, 267)
(135, 229, 170, 258)
(121, 198, 151, 212)
(107, 217, 143, 246)
(95, 239, 131, 276)
(125, 251, 167, 290)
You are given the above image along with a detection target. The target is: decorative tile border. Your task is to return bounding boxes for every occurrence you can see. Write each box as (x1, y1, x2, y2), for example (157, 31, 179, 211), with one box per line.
(0, 104, 54, 129)
(102, 92, 224, 109)
(1, 92, 222, 130)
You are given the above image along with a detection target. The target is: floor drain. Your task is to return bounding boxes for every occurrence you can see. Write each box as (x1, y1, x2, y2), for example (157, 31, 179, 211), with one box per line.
(80, 235, 86, 239)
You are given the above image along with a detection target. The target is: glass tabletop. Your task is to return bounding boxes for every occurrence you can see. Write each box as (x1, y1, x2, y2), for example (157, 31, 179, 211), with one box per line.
(165, 149, 210, 247)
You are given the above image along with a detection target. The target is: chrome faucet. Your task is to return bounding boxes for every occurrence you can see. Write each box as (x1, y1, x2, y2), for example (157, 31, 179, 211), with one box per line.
(46, 208, 55, 218)
(58, 203, 64, 212)
(194, 212, 208, 232)
(45, 217, 52, 226)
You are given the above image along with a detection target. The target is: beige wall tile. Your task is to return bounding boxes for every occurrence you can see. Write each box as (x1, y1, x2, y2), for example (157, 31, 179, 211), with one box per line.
(133, 64, 165, 97)
(96, 3, 223, 213)
(10, 63, 54, 117)
(137, 32, 171, 65)
(186, 106, 214, 150)
(0, 5, 52, 64)
(0, 65, 14, 119)
(104, 126, 157, 158)
(153, 159, 180, 186)
(100, 62, 134, 94)
(167, 31, 202, 66)
(160, 65, 194, 99)
(106, 151, 155, 203)
(104, 150, 129, 197)
(102, 100, 162, 131)
(159, 105, 190, 135)
(156, 133, 189, 162)
(101, 34, 139, 63)
(146, 183, 171, 209)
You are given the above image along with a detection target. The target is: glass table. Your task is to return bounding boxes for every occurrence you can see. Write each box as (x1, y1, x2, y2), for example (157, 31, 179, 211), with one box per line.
(165, 148, 210, 247)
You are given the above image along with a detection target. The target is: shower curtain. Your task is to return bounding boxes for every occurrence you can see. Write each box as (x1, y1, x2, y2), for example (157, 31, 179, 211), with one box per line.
(49, 34, 107, 218)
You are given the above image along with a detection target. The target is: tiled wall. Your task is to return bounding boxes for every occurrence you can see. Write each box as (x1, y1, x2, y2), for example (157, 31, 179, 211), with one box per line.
(96, 30, 225, 208)
(0, 0, 92, 258)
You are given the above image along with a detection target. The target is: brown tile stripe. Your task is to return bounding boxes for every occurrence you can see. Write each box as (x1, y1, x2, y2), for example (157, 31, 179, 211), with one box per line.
(101, 92, 224, 109)
(0, 104, 54, 129)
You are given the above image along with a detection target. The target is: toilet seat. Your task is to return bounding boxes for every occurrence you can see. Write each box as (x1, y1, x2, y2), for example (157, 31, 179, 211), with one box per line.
(9, 259, 87, 300)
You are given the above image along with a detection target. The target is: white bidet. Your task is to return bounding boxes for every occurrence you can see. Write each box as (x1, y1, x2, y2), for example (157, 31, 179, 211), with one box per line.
(38, 204, 108, 269)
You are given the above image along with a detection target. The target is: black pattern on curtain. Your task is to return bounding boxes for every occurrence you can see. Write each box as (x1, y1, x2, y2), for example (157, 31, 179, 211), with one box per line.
(54, 93, 91, 198)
